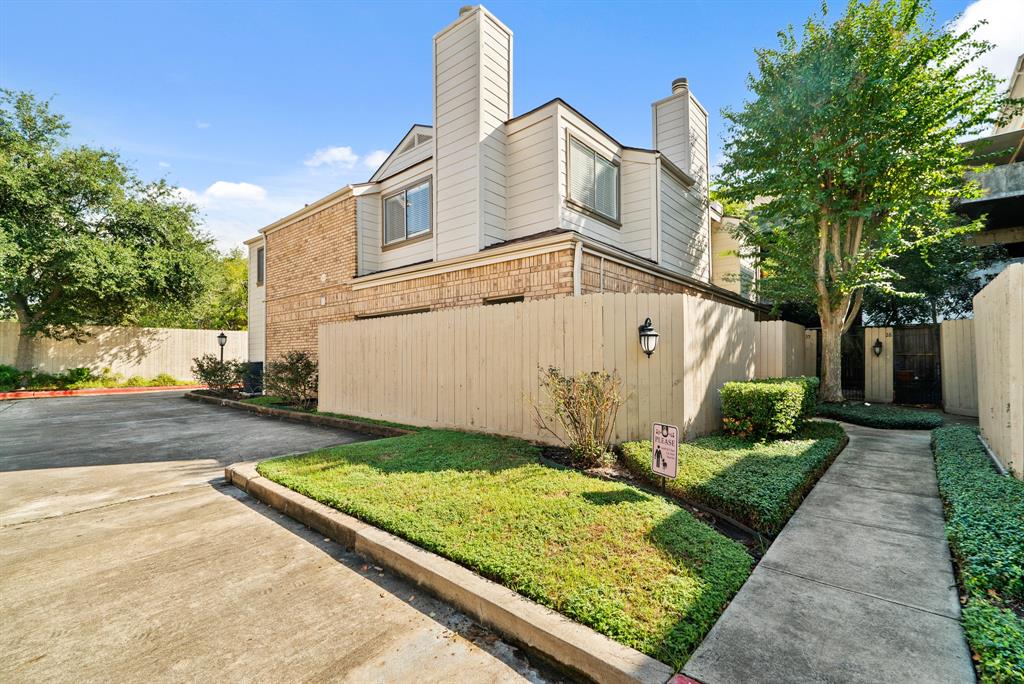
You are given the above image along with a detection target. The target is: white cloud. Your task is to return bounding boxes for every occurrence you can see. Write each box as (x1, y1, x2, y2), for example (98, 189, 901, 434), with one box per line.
(203, 180, 267, 202)
(363, 149, 389, 171)
(158, 160, 170, 168)
(950, 0, 1024, 89)
(305, 145, 359, 169)
(196, 121, 212, 129)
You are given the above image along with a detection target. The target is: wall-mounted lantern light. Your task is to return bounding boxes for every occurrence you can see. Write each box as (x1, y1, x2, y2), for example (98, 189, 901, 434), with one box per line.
(872, 338, 883, 357)
(217, 331, 228, 362)
(639, 317, 659, 357)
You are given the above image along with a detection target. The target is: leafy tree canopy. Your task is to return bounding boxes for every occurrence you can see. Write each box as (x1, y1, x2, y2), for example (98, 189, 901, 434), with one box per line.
(137, 248, 248, 330)
(0, 89, 216, 353)
(719, 0, 1019, 400)
(863, 234, 1004, 325)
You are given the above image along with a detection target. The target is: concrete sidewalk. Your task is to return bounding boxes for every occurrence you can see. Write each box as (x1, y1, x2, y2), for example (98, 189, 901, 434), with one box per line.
(683, 423, 974, 683)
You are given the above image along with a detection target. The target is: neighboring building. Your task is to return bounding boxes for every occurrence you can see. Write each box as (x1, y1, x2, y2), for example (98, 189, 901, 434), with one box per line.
(958, 52, 1024, 279)
(709, 202, 756, 298)
(247, 5, 763, 362)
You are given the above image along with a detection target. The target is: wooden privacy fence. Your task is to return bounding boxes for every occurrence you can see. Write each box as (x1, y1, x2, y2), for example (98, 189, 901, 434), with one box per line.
(754, 321, 815, 378)
(0, 322, 247, 381)
(973, 264, 1023, 478)
(940, 319, 978, 417)
(319, 292, 756, 444)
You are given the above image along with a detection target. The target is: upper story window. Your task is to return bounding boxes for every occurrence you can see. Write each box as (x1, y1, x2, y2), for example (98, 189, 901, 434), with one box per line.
(256, 246, 265, 286)
(568, 137, 619, 224)
(383, 179, 432, 246)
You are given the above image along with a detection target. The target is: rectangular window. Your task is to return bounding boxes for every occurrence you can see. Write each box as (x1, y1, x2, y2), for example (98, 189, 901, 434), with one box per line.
(383, 179, 432, 246)
(568, 137, 619, 223)
(256, 246, 265, 286)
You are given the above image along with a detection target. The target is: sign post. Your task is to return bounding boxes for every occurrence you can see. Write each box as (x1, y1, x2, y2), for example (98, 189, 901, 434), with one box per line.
(651, 422, 679, 486)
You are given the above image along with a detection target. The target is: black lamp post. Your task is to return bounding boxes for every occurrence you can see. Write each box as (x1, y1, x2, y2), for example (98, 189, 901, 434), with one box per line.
(638, 317, 659, 357)
(217, 331, 228, 362)
(872, 338, 883, 357)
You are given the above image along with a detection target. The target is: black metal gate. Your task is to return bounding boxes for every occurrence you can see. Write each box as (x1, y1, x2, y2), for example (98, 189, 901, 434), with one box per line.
(841, 328, 865, 401)
(893, 325, 941, 405)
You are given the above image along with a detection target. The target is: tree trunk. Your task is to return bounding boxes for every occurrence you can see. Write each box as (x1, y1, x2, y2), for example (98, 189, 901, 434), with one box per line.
(819, 317, 845, 403)
(15, 329, 35, 372)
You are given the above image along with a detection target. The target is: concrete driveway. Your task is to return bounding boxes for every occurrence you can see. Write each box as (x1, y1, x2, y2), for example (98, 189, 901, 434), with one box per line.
(0, 393, 553, 683)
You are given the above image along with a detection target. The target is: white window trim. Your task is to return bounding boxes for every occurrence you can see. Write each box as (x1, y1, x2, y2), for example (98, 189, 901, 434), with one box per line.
(566, 134, 621, 226)
(382, 178, 433, 248)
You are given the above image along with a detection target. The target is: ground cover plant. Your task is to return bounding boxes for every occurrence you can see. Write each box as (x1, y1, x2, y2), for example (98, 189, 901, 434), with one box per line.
(257, 430, 754, 668)
(620, 421, 846, 536)
(817, 402, 942, 429)
(931, 426, 1023, 682)
(0, 364, 189, 392)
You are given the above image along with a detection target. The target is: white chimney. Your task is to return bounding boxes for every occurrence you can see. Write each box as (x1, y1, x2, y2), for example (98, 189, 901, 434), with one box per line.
(652, 77, 706, 176)
(433, 5, 513, 260)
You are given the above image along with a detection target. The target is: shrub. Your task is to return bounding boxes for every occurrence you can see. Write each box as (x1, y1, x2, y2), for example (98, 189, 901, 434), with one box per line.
(720, 380, 803, 438)
(191, 354, 245, 397)
(124, 375, 148, 387)
(150, 373, 179, 386)
(64, 367, 95, 384)
(932, 426, 1023, 682)
(263, 351, 318, 408)
(818, 402, 943, 429)
(532, 367, 624, 467)
(752, 376, 819, 420)
(0, 364, 22, 391)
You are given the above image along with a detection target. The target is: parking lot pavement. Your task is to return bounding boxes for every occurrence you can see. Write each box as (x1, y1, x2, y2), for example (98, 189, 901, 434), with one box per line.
(0, 393, 554, 683)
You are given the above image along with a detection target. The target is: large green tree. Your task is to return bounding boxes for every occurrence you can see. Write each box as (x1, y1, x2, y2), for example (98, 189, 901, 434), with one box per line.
(136, 248, 248, 330)
(720, 0, 1018, 401)
(863, 234, 1005, 325)
(0, 90, 215, 367)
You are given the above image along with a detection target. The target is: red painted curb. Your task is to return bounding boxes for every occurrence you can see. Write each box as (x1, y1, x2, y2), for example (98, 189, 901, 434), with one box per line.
(0, 385, 205, 400)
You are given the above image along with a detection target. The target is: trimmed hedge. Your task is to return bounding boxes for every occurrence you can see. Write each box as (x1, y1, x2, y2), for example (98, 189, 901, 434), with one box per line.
(931, 426, 1023, 682)
(620, 421, 847, 536)
(721, 380, 803, 438)
(752, 376, 820, 420)
(817, 402, 943, 429)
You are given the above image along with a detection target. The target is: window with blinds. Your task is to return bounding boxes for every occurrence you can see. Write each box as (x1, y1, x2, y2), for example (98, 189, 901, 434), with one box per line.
(569, 138, 619, 222)
(383, 179, 431, 245)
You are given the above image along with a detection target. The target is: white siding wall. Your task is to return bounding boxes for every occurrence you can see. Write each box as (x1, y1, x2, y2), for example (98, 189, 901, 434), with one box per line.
(356, 164, 435, 275)
(247, 240, 265, 363)
(433, 8, 512, 262)
(373, 135, 432, 181)
(659, 165, 709, 281)
(619, 150, 658, 260)
(356, 193, 380, 276)
(505, 108, 557, 239)
(711, 217, 755, 297)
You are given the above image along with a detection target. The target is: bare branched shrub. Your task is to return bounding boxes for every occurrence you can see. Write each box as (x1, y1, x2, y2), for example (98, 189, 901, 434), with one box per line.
(532, 366, 624, 467)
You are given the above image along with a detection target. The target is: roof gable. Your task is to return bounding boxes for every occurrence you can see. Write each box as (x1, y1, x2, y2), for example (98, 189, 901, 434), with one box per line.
(368, 124, 434, 182)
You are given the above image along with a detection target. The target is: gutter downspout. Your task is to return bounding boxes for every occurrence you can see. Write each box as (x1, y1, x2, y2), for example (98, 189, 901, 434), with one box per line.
(573, 239, 583, 296)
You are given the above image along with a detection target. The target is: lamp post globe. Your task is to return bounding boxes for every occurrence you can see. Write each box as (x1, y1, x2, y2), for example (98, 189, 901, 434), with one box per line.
(217, 331, 227, 362)
(638, 317, 659, 357)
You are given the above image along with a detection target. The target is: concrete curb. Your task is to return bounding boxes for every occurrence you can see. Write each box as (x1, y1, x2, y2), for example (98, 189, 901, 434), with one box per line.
(226, 461, 675, 684)
(184, 391, 411, 439)
(0, 385, 204, 401)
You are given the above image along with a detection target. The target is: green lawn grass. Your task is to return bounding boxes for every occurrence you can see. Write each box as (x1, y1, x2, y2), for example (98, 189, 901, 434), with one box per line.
(931, 426, 1023, 682)
(257, 430, 753, 668)
(620, 421, 847, 536)
(816, 402, 943, 429)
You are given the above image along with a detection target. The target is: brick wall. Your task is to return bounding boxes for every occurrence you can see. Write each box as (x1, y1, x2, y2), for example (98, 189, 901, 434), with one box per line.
(579, 252, 756, 310)
(264, 194, 575, 360)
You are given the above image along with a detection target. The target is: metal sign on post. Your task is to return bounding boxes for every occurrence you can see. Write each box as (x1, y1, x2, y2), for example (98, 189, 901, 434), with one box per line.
(652, 422, 679, 479)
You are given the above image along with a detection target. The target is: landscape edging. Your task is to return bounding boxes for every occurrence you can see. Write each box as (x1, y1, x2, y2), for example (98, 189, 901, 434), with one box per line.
(184, 391, 411, 438)
(225, 461, 675, 684)
(0, 385, 204, 401)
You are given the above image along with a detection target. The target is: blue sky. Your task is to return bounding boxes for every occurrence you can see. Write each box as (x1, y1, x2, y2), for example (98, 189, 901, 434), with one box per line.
(2, 0, 1021, 251)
